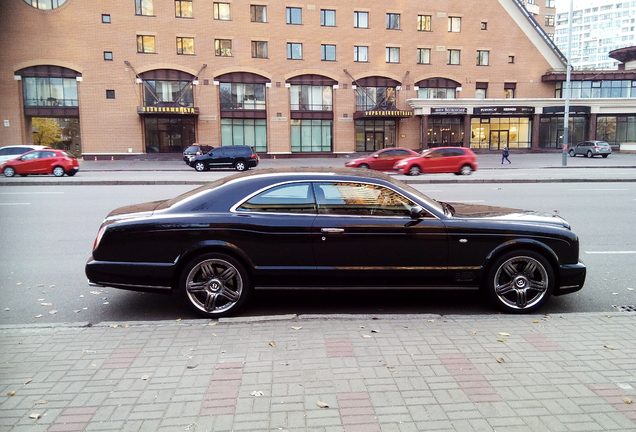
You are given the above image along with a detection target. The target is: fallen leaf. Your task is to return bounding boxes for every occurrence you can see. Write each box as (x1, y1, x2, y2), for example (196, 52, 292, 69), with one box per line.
(186, 365, 198, 369)
(291, 326, 302, 330)
(498, 332, 510, 336)
(612, 293, 618, 295)
(628, 288, 634, 291)
(40, 303, 52, 306)
(317, 400, 329, 408)
(362, 334, 372, 338)
(472, 331, 477, 335)
(269, 341, 276, 347)
(371, 329, 380, 333)
(250, 391, 264, 396)
(49, 310, 57, 315)
(359, 326, 365, 328)
(34, 315, 42, 318)
(103, 302, 110, 305)
(427, 320, 435, 323)
(110, 324, 118, 328)
(23, 379, 32, 385)
(623, 397, 633, 404)
(533, 320, 539, 323)
(496, 358, 506, 363)
(141, 375, 150, 380)
(208, 321, 218, 326)
(604, 345, 616, 350)
(7, 391, 15, 396)
(175, 318, 182, 322)
(29, 413, 41, 420)
(33, 400, 47, 405)
(497, 338, 506, 343)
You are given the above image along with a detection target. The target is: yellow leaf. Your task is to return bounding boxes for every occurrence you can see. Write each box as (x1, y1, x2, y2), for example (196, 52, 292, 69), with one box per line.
(496, 358, 506, 363)
(498, 332, 510, 336)
(362, 334, 372, 338)
(29, 413, 41, 420)
(291, 326, 302, 330)
(269, 341, 276, 347)
(317, 400, 329, 408)
(7, 391, 15, 396)
(604, 344, 617, 350)
(497, 338, 506, 343)
(623, 397, 633, 404)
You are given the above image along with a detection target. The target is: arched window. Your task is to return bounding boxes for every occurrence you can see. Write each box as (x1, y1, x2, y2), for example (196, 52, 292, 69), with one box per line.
(416, 78, 460, 99)
(23, 0, 67, 9)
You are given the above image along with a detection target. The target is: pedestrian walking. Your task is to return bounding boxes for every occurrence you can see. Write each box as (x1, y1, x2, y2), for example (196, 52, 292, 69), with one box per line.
(501, 146, 511, 164)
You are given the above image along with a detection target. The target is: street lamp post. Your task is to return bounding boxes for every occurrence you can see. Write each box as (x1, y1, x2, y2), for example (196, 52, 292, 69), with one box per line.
(562, 0, 574, 166)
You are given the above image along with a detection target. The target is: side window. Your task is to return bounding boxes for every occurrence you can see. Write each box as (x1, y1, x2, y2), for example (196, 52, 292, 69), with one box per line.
(237, 182, 316, 213)
(394, 150, 410, 156)
(21, 151, 41, 160)
(0, 148, 8, 156)
(315, 182, 416, 217)
(429, 150, 445, 158)
(41, 151, 56, 158)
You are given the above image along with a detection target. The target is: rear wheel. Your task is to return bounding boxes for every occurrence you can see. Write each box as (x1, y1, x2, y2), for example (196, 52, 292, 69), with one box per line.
(52, 166, 65, 177)
(180, 253, 251, 318)
(408, 165, 421, 176)
(569, 149, 575, 157)
(358, 163, 370, 169)
(586, 150, 593, 158)
(485, 249, 554, 313)
(3, 166, 16, 177)
(193, 161, 207, 172)
(459, 164, 473, 176)
(234, 160, 247, 171)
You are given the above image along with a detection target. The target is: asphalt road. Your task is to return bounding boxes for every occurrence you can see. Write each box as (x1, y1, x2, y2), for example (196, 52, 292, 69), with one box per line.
(0, 182, 634, 326)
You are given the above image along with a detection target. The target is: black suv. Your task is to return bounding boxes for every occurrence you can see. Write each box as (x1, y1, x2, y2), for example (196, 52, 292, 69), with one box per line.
(182, 144, 213, 164)
(189, 145, 260, 172)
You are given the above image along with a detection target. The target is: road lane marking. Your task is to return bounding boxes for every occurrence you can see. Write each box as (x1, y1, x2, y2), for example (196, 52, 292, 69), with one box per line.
(585, 251, 636, 254)
(568, 188, 628, 191)
(0, 203, 31, 206)
(0, 192, 64, 195)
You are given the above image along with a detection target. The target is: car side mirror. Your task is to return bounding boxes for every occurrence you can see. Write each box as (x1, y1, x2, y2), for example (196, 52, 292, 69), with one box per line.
(373, 154, 379, 158)
(409, 205, 425, 219)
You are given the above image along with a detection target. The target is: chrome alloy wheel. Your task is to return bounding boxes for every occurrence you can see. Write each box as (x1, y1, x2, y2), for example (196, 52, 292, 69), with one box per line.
(185, 258, 243, 316)
(493, 255, 549, 310)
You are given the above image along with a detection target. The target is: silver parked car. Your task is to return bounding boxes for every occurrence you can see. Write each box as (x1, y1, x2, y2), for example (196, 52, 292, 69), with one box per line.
(568, 140, 612, 158)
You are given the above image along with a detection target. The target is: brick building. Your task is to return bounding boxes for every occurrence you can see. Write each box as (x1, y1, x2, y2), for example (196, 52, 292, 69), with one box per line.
(1, 0, 634, 157)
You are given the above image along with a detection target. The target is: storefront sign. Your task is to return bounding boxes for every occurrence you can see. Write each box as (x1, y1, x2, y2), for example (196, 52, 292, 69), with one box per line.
(473, 106, 534, 115)
(431, 107, 467, 115)
(355, 110, 413, 118)
(542, 106, 591, 114)
(137, 106, 199, 115)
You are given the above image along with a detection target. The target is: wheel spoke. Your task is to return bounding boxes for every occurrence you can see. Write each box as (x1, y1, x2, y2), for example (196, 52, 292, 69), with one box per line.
(200, 263, 216, 280)
(496, 281, 514, 296)
(515, 289, 528, 308)
(522, 260, 538, 277)
(220, 286, 241, 302)
(529, 279, 547, 292)
(218, 266, 236, 283)
(502, 262, 517, 279)
(187, 281, 207, 293)
(204, 292, 217, 311)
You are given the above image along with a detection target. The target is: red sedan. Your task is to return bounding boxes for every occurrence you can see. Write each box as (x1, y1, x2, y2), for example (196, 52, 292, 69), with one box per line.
(393, 147, 478, 176)
(345, 147, 419, 171)
(1, 149, 80, 177)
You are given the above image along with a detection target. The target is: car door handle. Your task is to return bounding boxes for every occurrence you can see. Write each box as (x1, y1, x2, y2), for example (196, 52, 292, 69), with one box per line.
(321, 228, 344, 233)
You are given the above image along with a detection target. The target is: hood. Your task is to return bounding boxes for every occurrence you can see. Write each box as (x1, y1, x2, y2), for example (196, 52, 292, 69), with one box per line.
(446, 202, 570, 229)
(105, 200, 166, 221)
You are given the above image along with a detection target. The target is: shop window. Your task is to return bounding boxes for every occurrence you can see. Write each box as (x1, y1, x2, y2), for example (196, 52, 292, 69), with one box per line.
(214, 2, 231, 20)
(23, 0, 67, 9)
(23, 77, 79, 107)
(291, 120, 333, 152)
(356, 87, 396, 111)
(386, 13, 400, 30)
(472, 117, 531, 150)
(251, 41, 268, 58)
(355, 120, 396, 151)
(143, 80, 194, 107)
(251, 5, 267, 22)
(137, 35, 156, 53)
(321, 9, 335, 26)
(354, 46, 368, 62)
(102, 14, 111, 23)
(287, 43, 303, 60)
(219, 83, 266, 110)
(290, 85, 333, 111)
(418, 15, 431, 31)
(354, 11, 369, 28)
(417, 48, 431, 64)
(215, 39, 232, 56)
(321, 45, 336, 61)
(447, 49, 460, 65)
(104, 51, 113, 61)
(286, 7, 302, 24)
(221, 119, 267, 152)
(448, 16, 461, 32)
(386, 47, 400, 63)
(175, 0, 193, 18)
(477, 50, 489, 66)
(177, 37, 195, 55)
(106, 90, 116, 99)
(135, 0, 153, 16)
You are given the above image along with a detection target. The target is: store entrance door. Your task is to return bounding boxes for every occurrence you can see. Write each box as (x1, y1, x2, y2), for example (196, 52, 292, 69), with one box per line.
(365, 132, 384, 151)
(489, 130, 509, 151)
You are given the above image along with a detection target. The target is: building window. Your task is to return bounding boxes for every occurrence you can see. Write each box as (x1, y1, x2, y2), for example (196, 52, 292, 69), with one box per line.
(215, 39, 232, 56)
(213, 2, 231, 20)
(508, 55, 515, 63)
(143, 80, 194, 107)
(417, 87, 457, 99)
(417, 15, 431, 31)
(290, 85, 333, 111)
(104, 51, 113, 61)
(448, 16, 461, 32)
(291, 119, 332, 152)
(354, 46, 368, 62)
(417, 48, 431, 64)
(135, 0, 153, 16)
(175, 0, 193, 18)
(23, 0, 67, 10)
(23, 77, 79, 107)
(546, 0, 555, 7)
(545, 15, 555, 26)
(221, 119, 267, 152)
(475, 83, 488, 99)
(102, 14, 111, 23)
(321, 9, 335, 26)
(354, 11, 369, 28)
(321, 44, 336, 61)
(477, 50, 489, 66)
(481, 22, 487, 30)
(447, 49, 460, 65)
(286, 7, 302, 24)
(356, 87, 396, 111)
(106, 90, 116, 99)
(504, 83, 516, 98)
(219, 83, 266, 110)
(251, 41, 268, 58)
(177, 37, 195, 55)
(251, 5, 267, 22)
(137, 35, 156, 53)
(386, 47, 400, 63)
(386, 13, 400, 30)
(287, 43, 303, 60)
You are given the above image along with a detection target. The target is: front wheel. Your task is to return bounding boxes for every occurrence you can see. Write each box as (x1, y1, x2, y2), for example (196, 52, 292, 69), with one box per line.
(485, 249, 554, 313)
(358, 163, 370, 169)
(569, 149, 575, 157)
(180, 253, 251, 318)
(234, 160, 247, 171)
(52, 166, 65, 177)
(193, 161, 207, 172)
(408, 165, 421, 176)
(459, 164, 473, 176)
(3, 166, 16, 177)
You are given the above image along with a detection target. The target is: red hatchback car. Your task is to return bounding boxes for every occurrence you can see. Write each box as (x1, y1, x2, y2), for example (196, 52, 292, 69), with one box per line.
(1, 149, 80, 177)
(345, 147, 419, 171)
(393, 147, 478, 176)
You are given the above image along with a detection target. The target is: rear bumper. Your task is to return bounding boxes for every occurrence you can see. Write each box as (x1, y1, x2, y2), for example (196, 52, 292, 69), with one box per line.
(555, 262, 586, 295)
(85, 258, 175, 293)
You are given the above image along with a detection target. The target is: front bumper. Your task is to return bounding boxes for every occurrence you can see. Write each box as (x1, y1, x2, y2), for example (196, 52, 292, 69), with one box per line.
(555, 262, 586, 295)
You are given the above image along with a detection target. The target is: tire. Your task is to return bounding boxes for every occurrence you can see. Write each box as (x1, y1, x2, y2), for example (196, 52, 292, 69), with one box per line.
(485, 249, 554, 314)
(602, 154, 609, 158)
(358, 163, 370, 169)
(586, 150, 593, 158)
(569, 149, 575, 157)
(180, 253, 251, 318)
(234, 160, 247, 172)
(52, 166, 65, 177)
(408, 165, 422, 176)
(3, 166, 16, 177)
(67, 171, 77, 177)
(459, 164, 473, 176)
(193, 161, 207, 172)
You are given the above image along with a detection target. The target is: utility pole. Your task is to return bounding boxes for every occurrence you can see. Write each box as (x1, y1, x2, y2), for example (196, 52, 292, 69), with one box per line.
(562, 0, 574, 166)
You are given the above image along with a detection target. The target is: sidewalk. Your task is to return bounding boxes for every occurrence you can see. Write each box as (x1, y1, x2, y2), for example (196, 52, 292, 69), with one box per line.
(1, 312, 635, 432)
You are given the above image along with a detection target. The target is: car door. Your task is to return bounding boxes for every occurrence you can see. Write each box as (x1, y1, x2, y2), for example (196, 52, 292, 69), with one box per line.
(370, 149, 397, 170)
(13, 151, 44, 173)
(423, 149, 448, 173)
(311, 181, 449, 287)
(207, 147, 230, 168)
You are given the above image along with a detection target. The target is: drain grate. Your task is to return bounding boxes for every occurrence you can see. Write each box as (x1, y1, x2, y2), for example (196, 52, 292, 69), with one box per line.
(612, 305, 636, 312)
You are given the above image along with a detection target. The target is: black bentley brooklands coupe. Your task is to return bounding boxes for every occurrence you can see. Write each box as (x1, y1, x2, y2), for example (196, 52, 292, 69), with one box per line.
(86, 168, 585, 318)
